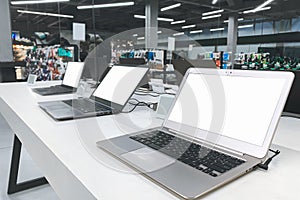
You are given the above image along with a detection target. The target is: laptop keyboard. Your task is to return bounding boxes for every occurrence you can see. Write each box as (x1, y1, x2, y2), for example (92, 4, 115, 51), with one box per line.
(63, 99, 112, 114)
(34, 85, 74, 95)
(130, 131, 245, 177)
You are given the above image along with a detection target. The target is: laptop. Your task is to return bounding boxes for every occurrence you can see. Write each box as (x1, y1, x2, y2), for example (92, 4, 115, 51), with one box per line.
(32, 62, 84, 96)
(97, 68, 294, 199)
(38, 65, 149, 120)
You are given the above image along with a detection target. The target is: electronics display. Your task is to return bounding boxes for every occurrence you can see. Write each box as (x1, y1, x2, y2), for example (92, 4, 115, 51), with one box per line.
(93, 65, 148, 105)
(168, 73, 286, 146)
(62, 62, 85, 88)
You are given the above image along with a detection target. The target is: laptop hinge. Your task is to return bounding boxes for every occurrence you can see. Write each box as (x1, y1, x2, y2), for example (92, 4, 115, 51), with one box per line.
(166, 128, 244, 157)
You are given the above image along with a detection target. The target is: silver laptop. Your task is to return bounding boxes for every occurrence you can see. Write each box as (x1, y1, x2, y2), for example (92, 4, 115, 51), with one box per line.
(38, 65, 149, 120)
(97, 68, 294, 199)
(32, 62, 84, 96)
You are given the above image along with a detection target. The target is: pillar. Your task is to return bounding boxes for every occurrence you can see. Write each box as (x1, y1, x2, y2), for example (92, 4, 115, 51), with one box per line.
(145, 0, 158, 49)
(227, 16, 238, 69)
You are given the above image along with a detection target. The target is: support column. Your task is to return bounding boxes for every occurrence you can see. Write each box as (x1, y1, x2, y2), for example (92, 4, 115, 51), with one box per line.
(145, 0, 158, 49)
(227, 16, 238, 69)
(0, 0, 15, 82)
(0, 0, 13, 62)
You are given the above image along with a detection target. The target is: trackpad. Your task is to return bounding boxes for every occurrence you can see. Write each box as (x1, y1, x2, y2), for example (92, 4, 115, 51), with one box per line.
(121, 147, 175, 173)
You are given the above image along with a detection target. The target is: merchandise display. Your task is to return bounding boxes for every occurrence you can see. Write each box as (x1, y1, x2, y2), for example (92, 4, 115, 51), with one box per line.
(23, 45, 76, 81)
(235, 52, 300, 71)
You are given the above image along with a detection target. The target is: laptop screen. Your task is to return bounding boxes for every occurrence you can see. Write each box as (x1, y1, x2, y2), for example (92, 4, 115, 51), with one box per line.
(92, 65, 148, 106)
(167, 73, 286, 147)
(62, 62, 84, 88)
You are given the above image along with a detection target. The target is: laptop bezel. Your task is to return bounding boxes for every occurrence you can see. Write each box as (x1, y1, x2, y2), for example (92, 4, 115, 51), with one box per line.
(163, 68, 294, 158)
(88, 64, 150, 112)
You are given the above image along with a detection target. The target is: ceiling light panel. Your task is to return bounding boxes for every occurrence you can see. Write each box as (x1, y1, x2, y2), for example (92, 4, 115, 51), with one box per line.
(190, 30, 203, 34)
(173, 32, 184, 36)
(210, 27, 225, 32)
(11, 0, 69, 5)
(17, 9, 73, 18)
(77, 2, 134, 10)
(202, 9, 224, 16)
(161, 3, 181, 11)
(202, 14, 222, 20)
(238, 24, 254, 29)
(171, 20, 186, 24)
(134, 15, 173, 22)
(243, 6, 271, 14)
(224, 18, 244, 23)
(182, 24, 196, 29)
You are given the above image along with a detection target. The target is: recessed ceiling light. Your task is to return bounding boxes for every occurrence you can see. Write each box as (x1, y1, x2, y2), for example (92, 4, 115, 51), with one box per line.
(182, 24, 196, 29)
(202, 14, 222, 20)
(238, 24, 254, 29)
(190, 30, 203, 34)
(171, 20, 186, 25)
(212, 0, 218, 5)
(17, 9, 73, 18)
(173, 32, 184, 36)
(157, 17, 174, 22)
(161, 3, 181, 12)
(243, 6, 271, 14)
(210, 27, 225, 32)
(224, 18, 244, 23)
(11, 0, 69, 5)
(202, 9, 224, 16)
(77, 1, 134, 10)
(254, 0, 274, 12)
(134, 15, 173, 22)
(137, 37, 145, 40)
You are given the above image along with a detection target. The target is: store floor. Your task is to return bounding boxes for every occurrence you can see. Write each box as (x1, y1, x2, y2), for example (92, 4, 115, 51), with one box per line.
(0, 114, 60, 200)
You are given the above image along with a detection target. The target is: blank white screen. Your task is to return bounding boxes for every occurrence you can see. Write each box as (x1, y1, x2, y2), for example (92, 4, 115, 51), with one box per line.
(93, 66, 148, 105)
(63, 62, 84, 88)
(168, 73, 285, 146)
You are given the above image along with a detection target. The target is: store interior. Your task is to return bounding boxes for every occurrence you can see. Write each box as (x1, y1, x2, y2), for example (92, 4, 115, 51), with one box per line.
(1, 0, 300, 199)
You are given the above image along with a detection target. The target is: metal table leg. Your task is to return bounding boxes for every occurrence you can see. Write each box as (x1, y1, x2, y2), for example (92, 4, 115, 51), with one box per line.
(7, 135, 48, 194)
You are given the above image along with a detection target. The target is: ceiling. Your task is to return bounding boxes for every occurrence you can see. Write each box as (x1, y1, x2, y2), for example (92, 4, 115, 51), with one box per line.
(10, 0, 300, 39)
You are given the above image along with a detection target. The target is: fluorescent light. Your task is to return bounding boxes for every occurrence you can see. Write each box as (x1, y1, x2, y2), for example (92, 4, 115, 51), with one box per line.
(254, 0, 274, 12)
(157, 31, 162, 34)
(161, 3, 181, 11)
(17, 9, 73, 18)
(238, 24, 254, 29)
(224, 18, 244, 23)
(132, 34, 138, 37)
(11, 0, 69, 5)
(173, 32, 184, 36)
(202, 14, 222, 20)
(202, 9, 224, 16)
(134, 15, 146, 19)
(77, 1, 134, 10)
(171, 20, 186, 24)
(190, 30, 203, 34)
(134, 15, 173, 22)
(212, 0, 218, 5)
(210, 27, 225, 32)
(137, 37, 145, 40)
(243, 6, 271, 14)
(182, 24, 196, 29)
(157, 17, 174, 22)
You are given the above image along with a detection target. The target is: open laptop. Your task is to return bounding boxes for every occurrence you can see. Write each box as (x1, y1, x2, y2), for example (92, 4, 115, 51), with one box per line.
(32, 62, 84, 96)
(38, 65, 149, 120)
(97, 68, 294, 199)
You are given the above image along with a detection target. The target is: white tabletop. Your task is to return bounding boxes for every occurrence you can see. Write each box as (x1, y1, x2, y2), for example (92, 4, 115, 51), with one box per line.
(0, 81, 300, 200)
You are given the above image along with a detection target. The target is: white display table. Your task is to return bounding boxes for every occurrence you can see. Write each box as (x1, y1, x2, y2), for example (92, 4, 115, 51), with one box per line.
(0, 81, 299, 200)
